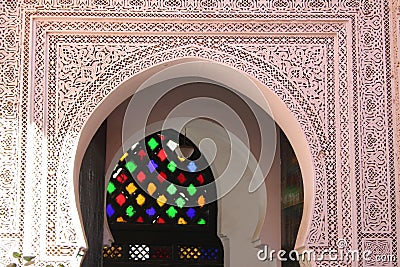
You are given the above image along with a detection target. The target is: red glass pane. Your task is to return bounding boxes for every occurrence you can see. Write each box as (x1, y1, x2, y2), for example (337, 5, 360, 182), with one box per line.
(158, 134, 166, 140)
(137, 171, 146, 183)
(151, 246, 171, 259)
(157, 149, 167, 162)
(197, 174, 205, 185)
(157, 217, 165, 224)
(157, 172, 167, 183)
(116, 173, 128, 184)
(136, 216, 144, 223)
(115, 193, 126, 206)
(177, 173, 186, 184)
(138, 149, 146, 160)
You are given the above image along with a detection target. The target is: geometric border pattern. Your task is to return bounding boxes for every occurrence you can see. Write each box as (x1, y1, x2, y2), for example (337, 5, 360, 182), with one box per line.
(0, 0, 397, 266)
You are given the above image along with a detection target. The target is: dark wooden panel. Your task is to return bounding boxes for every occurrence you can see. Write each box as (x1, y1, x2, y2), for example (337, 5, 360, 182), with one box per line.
(79, 122, 107, 267)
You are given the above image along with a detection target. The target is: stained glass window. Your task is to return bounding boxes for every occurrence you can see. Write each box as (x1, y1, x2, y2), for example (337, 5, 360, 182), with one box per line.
(104, 129, 223, 266)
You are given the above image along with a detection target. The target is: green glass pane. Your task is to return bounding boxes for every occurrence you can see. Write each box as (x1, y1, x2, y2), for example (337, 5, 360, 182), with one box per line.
(187, 184, 197, 196)
(147, 138, 159, 150)
(167, 184, 177, 195)
(166, 206, 178, 218)
(167, 161, 177, 173)
(125, 161, 137, 173)
(126, 205, 136, 218)
(107, 181, 116, 194)
(197, 218, 206, 225)
(175, 197, 186, 208)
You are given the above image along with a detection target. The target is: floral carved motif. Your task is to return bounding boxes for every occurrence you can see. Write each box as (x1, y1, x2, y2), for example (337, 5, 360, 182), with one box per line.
(0, 0, 397, 266)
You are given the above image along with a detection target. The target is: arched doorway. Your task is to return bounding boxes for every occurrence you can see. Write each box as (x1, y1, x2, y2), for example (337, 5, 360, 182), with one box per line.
(73, 59, 311, 266)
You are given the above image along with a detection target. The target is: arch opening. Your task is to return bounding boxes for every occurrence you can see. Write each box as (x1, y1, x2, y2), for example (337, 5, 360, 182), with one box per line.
(74, 58, 315, 266)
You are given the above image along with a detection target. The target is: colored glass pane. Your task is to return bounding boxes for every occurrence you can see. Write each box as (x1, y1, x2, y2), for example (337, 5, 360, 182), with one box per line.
(137, 171, 146, 183)
(157, 172, 167, 183)
(197, 174, 204, 185)
(197, 195, 205, 207)
(116, 217, 126, 223)
(126, 205, 136, 218)
(107, 181, 116, 194)
(136, 194, 146, 206)
(146, 207, 156, 217)
(157, 149, 167, 161)
(197, 218, 206, 225)
(106, 204, 115, 217)
(166, 140, 178, 151)
(187, 161, 197, 172)
(116, 172, 128, 184)
(179, 247, 200, 259)
(157, 195, 167, 207)
(167, 161, 177, 172)
(138, 149, 146, 160)
(178, 217, 187, 224)
(126, 183, 137, 195)
(147, 138, 159, 150)
(186, 208, 196, 219)
(120, 152, 128, 161)
(166, 206, 178, 218)
(200, 248, 219, 260)
(167, 184, 177, 195)
(147, 160, 158, 173)
(147, 182, 157, 196)
(125, 161, 137, 173)
(151, 246, 171, 259)
(157, 217, 165, 224)
(115, 193, 126, 206)
(103, 245, 123, 259)
(175, 197, 186, 208)
(187, 184, 197, 196)
(136, 216, 144, 223)
(177, 173, 186, 184)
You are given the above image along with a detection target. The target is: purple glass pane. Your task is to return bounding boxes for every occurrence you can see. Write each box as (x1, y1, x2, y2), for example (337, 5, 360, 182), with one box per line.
(186, 208, 196, 219)
(147, 160, 158, 173)
(106, 204, 115, 217)
(146, 207, 156, 217)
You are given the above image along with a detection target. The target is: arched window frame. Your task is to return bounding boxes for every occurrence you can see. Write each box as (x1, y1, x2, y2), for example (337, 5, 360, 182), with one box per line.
(103, 129, 223, 266)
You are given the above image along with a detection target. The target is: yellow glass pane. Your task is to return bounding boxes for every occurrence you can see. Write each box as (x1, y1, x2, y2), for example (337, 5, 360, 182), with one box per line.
(136, 194, 146, 206)
(126, 183, 137, 195)
(157, 195, 167, 207)
(197, 195, 205, 207)
(178, 217, 187, 224)
(147, 182, 157, 196)
(119, 152, 128, 161)
(116, 217, 126, 223)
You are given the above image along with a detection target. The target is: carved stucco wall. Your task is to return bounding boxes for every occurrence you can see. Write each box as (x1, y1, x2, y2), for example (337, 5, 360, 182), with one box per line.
(0, 0, 399, 266)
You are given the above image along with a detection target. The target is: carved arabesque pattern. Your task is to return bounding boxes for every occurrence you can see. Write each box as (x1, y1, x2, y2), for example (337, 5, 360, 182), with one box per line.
(0, 0, 21, 236)
(35, 24, 342, 254)
(235, 43, 328, 126)
(0, 0, 397, 266)
(18, 15, 351, 267)
(54, 40, 329, 249)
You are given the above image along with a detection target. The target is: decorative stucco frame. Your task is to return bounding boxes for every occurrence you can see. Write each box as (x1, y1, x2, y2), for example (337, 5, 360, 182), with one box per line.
(0, 1, 398, 266)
